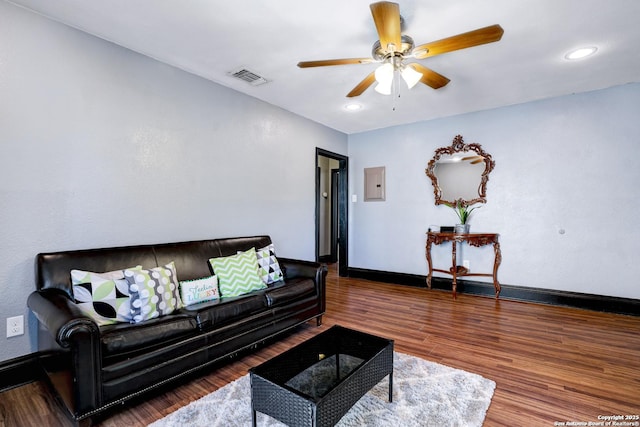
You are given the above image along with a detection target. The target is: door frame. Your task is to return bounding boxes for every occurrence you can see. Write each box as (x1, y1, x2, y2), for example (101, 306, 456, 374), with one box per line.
(330, 168, 340, 263)
(315, 148, 348, 277)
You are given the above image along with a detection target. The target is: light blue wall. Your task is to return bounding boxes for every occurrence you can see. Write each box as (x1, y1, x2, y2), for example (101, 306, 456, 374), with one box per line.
(0, 2, 347, 362)
(348, 83, 640, 300)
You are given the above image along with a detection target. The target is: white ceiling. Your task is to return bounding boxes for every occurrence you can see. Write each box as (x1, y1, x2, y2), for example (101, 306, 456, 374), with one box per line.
(8, 0, 640, 134)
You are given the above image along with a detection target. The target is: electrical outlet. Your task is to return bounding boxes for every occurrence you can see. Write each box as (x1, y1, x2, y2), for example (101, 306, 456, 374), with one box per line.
(7, 315, 24, 338)
(463, 260, 470, 271)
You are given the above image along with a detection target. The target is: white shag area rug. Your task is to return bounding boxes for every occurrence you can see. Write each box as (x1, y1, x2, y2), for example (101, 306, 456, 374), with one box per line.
(149, 352, 495, 427)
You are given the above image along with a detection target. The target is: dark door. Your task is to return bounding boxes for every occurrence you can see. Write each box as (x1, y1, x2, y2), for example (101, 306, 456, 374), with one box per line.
(316, 149, 348, 277)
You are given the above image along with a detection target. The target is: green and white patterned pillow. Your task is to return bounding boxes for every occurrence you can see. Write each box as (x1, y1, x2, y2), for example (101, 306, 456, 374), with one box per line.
(256, 244, 283, 284)
(124, 262, 182, 323)
(209, 248, 266, 297)
(71, 267, 140, 326)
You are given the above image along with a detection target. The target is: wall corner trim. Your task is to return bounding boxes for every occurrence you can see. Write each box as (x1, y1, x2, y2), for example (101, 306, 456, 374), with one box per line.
(0, 352, 42, 392)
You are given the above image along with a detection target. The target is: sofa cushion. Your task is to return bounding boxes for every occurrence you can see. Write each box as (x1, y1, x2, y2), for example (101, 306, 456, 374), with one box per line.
(124, 262, 183, 323)
(71, 267, 139, 326)
(181, 293, 267, 330)
(209, 248, 266, 297)
(256, 244, 283, 284)
(179, 275, 220, 306)
(100, 314, 198, 356)
(264, 278, 316, 307)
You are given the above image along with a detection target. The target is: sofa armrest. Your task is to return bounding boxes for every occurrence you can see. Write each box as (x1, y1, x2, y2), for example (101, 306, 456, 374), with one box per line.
(278, 258, 327, 316)
(278, 258, 327, 283)
(27, 289, 99, 348)
(28, 289, 104, 416)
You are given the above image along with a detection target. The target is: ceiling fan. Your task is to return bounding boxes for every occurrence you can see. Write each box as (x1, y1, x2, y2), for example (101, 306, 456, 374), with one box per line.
(297, 1, 504, 97)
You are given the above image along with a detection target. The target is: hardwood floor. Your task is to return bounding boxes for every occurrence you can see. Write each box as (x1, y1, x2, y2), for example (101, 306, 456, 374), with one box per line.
(1, 265, 639, 426)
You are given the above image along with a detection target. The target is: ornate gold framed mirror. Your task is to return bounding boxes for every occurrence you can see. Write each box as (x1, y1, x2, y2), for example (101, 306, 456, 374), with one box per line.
(425, 135, 495, 207)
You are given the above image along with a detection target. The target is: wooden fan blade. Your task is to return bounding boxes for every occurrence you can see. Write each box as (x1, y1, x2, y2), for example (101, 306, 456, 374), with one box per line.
(413, 24, 504, 59)
(370, 1, 402, 53)
(297, 58, 374, 68)
(347, 71, 376, 97)
(407, 63, 450, 89)
(462, 155, 484, 164)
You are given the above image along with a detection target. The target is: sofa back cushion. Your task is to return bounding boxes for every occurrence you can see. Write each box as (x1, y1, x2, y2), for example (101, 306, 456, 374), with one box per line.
(36, 236, 274, 299)
(216, 236, 273, 257)
(37, 246, 157, 297)
(150, 240, 220, 282)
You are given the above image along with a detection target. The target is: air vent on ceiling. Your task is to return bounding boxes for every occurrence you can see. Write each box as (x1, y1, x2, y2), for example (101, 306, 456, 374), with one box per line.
(228, 68, 268, 86)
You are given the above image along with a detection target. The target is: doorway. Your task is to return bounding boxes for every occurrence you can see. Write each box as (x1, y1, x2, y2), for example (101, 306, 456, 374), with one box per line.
(316, 148, 348, 277)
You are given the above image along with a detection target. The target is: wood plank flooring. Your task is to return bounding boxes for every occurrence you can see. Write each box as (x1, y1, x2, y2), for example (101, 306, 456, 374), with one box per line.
(1, 265, 639, 426)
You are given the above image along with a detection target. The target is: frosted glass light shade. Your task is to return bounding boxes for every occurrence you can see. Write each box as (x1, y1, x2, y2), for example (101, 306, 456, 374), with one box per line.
(401, 65, 423, 89)
(374, 82, 392, 95)
(374, 63, 394, 95)
(374, 63, 394, 83)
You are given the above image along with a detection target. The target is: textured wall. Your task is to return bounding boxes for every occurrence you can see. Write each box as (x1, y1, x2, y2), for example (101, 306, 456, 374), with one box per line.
(0, 2, 347, 362)
(348, 83, 640, 300)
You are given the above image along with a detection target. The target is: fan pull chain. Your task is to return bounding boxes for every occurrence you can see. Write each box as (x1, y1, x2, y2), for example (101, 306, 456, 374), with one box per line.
(392, 69, 400, 111)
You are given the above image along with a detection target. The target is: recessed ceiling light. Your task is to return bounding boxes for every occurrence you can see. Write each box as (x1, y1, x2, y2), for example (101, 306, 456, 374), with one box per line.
(344, 103, 362, 111)
(564, 46, 598, 60)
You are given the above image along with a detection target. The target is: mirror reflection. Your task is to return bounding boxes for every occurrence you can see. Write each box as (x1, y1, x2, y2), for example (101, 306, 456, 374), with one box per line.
(425, 135, 495, 206)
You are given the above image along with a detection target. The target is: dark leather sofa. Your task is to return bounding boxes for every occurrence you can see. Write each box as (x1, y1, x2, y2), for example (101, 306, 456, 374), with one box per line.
(27, 235, 327, 425)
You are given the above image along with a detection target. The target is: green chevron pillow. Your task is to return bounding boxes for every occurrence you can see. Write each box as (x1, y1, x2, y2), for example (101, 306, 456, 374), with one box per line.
(209, 248, 266, 297)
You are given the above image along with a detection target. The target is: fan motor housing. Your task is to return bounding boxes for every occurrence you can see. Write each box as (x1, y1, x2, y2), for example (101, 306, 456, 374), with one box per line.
(372, 35, 415, 60)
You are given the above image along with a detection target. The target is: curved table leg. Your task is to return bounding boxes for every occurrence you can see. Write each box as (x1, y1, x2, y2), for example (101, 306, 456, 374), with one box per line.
(451, 241, 458, 299)
(493, 241, 502, 299)
(426, 238, 433, 289)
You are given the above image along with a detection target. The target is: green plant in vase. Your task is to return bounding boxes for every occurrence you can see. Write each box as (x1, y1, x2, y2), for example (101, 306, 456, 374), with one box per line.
(445, 199, 478, 233)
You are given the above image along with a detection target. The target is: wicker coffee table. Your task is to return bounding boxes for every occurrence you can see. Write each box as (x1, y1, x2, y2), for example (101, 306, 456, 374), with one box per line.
(249, 325, 394, 427)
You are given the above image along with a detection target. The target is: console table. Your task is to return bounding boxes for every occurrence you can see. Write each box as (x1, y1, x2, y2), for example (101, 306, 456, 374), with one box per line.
(426, 232, 501, 299)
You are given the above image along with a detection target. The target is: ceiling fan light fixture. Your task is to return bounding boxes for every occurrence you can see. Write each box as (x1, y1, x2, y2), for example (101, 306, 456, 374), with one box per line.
(374, 82, 393, 95)
(374, 62, 394, 95)
(401, 65, 423, 89)
(374, 62, 394, 84)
